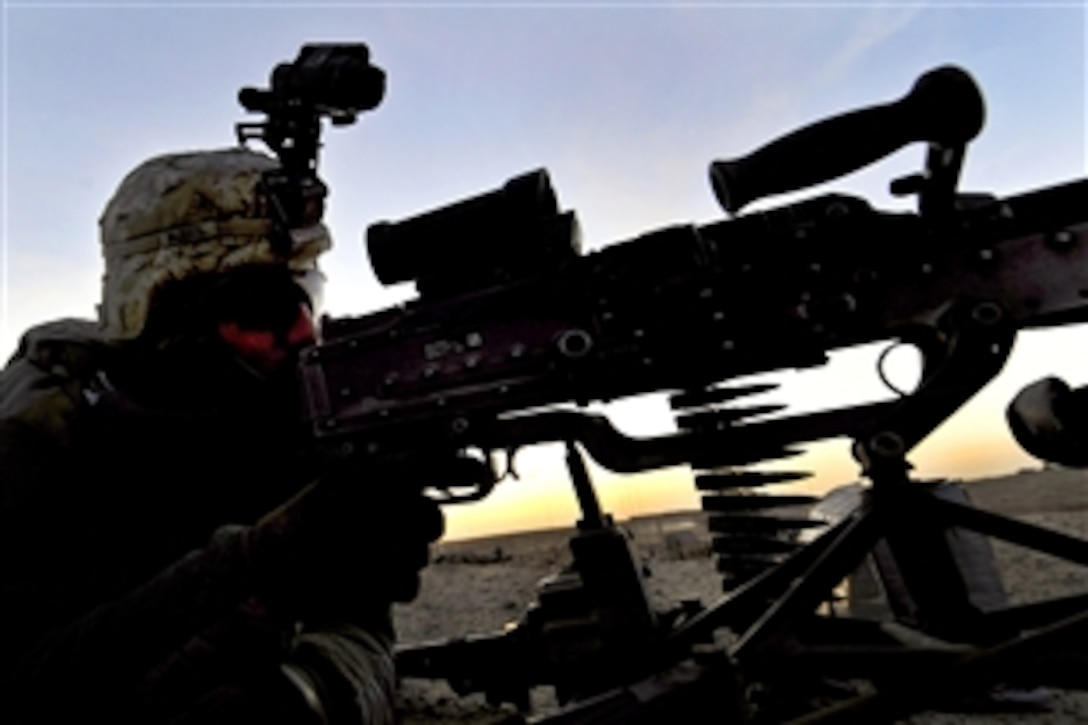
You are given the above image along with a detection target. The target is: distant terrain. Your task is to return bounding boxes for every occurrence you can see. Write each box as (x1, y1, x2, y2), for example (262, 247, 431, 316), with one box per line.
(431, 464, 1088, 555)
(958, 464, 1088, 515)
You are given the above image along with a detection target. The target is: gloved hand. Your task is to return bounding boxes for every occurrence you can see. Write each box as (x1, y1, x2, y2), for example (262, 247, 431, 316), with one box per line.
(240, 456, 490, 620)
(1007, 376, 1088, 467)
(241, 480, 443, 619)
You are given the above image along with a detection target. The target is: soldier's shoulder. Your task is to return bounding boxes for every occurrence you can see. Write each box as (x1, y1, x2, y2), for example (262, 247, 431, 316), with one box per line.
(0, 318, 114, 437)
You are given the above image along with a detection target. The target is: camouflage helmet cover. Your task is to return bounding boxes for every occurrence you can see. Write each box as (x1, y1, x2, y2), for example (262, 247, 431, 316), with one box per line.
(98, 147, 331, 340)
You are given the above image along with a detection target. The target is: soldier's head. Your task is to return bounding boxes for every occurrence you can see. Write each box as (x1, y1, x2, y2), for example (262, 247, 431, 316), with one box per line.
(98, 148, 330, 374)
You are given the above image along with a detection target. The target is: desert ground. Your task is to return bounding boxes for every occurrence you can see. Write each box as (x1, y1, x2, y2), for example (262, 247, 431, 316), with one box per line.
(392, 466, 1088, 723)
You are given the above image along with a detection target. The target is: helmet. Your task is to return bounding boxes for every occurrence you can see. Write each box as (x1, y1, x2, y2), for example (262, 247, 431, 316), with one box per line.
(98, 148, 331, 340)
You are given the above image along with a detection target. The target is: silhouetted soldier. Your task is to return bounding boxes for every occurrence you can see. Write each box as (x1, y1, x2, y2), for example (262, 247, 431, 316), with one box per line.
(0, 148, 445, 724)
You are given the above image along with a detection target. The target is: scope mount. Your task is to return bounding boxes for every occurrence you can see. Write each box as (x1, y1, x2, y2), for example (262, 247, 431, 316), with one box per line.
(234, 43, 385, 249)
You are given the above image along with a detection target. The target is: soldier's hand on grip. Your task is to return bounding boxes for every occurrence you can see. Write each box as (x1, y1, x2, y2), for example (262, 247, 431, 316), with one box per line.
(239, 457, 490, 619)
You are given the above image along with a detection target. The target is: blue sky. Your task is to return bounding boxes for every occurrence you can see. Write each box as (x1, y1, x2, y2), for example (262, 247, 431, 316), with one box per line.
(3, 3, 1086, 538)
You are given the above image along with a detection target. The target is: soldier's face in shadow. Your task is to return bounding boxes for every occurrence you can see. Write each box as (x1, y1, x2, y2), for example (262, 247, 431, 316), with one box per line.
(212, 265, 321, 376)
(217, 302, 317, 375)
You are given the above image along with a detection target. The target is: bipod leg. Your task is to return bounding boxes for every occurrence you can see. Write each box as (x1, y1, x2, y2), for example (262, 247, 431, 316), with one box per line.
(926, 494, 1088, 566)
(784, 607, 1088, 725)
(667, 504, 869, 650)
(728, 493, 884, 665)
(921, 493, 1088, 680)
(876, 484, 1088, 643)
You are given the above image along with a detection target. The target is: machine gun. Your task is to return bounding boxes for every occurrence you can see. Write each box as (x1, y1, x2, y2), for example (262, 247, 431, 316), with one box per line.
(299, 65, 1086, 490)
(242, 52, 1088, 721)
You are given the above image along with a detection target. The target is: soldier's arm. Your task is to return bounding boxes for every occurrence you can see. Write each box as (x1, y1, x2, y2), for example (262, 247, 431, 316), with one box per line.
(0, 413, 267, 719)
(1, 416, 404, 724)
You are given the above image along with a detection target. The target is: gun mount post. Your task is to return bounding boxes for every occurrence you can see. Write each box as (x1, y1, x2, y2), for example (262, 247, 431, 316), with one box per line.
(742, 300, 1013, 628)
(642, 301, 1028, 718)
(396, 440, 669, 709)
(523, 443, 663, 703)
(566, 441, 606, 530)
